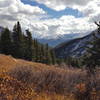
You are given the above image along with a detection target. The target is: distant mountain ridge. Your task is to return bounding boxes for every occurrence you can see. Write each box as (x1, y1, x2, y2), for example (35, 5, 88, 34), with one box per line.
(38, 33, 89, 47)
(54, 30, 99, 58)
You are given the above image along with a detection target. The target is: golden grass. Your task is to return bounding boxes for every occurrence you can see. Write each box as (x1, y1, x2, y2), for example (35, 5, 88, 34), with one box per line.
(0, 54, 100, 100)
(0, 73, 75, 100)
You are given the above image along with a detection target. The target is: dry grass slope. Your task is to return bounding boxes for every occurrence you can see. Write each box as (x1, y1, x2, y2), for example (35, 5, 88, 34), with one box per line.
(0, 54, 100, 100)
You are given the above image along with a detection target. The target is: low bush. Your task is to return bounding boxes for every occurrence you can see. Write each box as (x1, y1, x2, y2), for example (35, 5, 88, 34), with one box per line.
(8, 65, 86, 94)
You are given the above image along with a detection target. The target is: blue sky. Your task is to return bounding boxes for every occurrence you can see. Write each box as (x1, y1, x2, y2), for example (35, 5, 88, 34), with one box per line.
(21, 0, 83, 19)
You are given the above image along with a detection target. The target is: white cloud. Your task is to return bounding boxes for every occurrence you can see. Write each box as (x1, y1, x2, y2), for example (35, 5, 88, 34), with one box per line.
(0, 0, 46, 28)
(0, 0, 99, 39)
(33, 0, 100, 21)
(33, 0, 100, 22)
(34, 0, 93, 11)
(29, 0, 100, 39)
(0, 0, 14, 7)
(25, 15, 96, 39)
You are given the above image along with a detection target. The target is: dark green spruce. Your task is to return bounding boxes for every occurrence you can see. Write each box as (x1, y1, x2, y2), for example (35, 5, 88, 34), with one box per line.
(12, 21, 24, 58)
(0, 28, 12, 55)
(25, 29, 33, 61)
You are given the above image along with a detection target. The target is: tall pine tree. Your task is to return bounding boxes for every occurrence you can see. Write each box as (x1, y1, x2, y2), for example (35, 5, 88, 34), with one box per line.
(45, 44, 52, 65)
(0, 28, 12, 55)
(25, 29, 33, 61)
(12, 21, 24, 58)
(50, 49, 56, 65)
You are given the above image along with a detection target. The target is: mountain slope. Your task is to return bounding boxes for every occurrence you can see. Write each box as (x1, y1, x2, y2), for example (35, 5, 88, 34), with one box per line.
(54, 30, 99, 58)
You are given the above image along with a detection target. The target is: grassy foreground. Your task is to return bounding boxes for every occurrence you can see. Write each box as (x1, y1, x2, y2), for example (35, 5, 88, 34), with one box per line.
(0, 54, 100, 100)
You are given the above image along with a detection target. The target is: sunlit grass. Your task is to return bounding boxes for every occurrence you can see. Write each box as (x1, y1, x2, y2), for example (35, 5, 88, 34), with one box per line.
(0, 54, 100, 100)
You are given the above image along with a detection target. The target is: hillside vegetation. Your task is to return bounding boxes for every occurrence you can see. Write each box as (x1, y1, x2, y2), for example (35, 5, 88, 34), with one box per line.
(0, 22, 57, 65)
(0, 54, 100, 100)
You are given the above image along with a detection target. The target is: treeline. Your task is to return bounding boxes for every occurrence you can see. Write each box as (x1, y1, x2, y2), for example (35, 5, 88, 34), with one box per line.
(55, 57, 82, 68)
(0, 21, 56, 65)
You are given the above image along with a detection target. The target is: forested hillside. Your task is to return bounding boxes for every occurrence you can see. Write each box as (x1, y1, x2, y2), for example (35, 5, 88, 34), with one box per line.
(0, 22, 56, 65)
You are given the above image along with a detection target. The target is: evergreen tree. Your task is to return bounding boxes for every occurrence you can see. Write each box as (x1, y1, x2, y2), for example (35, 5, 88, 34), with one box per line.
(39, 44, 45, 64)
(34, 39, 39, 62)
(38, 44, 45, 63)
(45, 44, 52, 65)
(21, 34, 28, 60)
(50, 50, 56, 65)
(32, 39, 41, 62)
(0, 28, 12, 55)
(32, 39, 37, 61)
(12, 21, 24, 58)
(25, 29, 33, 61)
